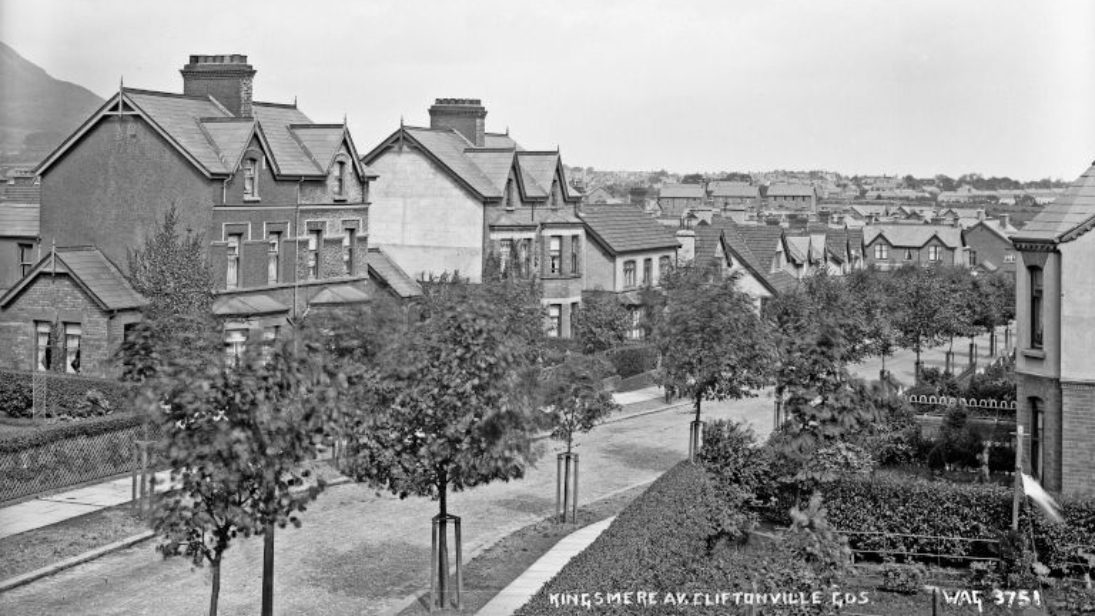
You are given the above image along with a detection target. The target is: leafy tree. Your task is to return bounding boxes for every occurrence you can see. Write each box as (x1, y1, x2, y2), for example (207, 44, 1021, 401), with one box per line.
(148, 336, 343, 616)
(119, 205, 217, 381)
(846, 267, 899, 371)
(572, 291, 630, 353)
(653, 268, 775, 461)
(340, 292, 538, 605)
(937, 266, 978, 361)
(681, 173, 706, 184)
(892, 265, 948, 379)
(540, 355, 619, 521)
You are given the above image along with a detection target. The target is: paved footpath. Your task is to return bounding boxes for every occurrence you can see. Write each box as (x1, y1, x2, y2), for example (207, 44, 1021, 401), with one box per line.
(0, 388, 774, 616)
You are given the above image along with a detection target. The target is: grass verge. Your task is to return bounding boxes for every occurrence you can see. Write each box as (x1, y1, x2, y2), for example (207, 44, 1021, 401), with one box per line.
(0, 504, 148, 581)
(395, 482, 652, 616)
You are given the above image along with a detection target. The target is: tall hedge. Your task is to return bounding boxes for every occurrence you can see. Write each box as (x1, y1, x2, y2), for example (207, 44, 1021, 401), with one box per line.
(0, 369, 134, 419)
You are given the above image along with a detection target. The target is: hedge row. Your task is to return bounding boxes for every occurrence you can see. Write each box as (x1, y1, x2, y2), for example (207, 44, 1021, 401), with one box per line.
(0, 412, 149, 454)
(605, 345, 658, 379)
(0, 369, 135, 419)
(760, 473, 1095, 575)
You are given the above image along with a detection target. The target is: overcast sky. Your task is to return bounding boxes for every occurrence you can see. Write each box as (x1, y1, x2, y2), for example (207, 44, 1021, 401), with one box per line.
(2, 0, 1092, 181)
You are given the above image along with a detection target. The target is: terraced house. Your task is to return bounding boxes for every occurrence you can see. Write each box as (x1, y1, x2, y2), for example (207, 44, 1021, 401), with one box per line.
(862, 224, 964, 270)
(362, 98, 584, 337)
(0, 54, 376, 376)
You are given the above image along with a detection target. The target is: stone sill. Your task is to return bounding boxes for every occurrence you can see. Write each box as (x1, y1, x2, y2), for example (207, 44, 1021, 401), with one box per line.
(1022, 348, 1046, 359)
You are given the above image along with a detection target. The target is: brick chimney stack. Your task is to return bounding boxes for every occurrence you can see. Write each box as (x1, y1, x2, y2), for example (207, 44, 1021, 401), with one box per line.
(181, 54, 256, 118)
(429, 98, 487, 146)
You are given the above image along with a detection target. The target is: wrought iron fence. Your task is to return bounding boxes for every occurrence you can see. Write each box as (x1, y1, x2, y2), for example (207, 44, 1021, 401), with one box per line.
(0, 419, 160, 504)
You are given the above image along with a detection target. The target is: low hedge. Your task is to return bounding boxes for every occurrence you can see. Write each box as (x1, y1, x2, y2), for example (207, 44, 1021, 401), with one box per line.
(1030, 496, 1095, 577)
(0, 369, 135, 419)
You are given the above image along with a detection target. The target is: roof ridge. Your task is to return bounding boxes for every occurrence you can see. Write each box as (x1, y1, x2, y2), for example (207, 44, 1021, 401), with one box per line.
(290, 123, 343, 129)
(123, 87, 209, 101)
(200, 117, 253, 124)
(253, 100, 298, 109)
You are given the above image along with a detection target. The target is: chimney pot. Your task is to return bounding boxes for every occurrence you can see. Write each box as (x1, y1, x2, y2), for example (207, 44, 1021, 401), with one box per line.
(429, 98, 488, 146)
(181, 54, 255, 117)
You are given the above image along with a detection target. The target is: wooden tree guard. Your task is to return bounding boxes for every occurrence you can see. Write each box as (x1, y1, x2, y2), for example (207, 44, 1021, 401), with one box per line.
(556, 453, 579, 524)
(131, 439, 155, 517)
(430, 514, 463, 611)
(989, 330, 998, 356)
(1005, 326, 1012, 351)
(1012, 425, 1024, 531)
(945, 351, 954, 374)
(688, 420, 705, 463)
(773, 398, 783, 432)
(968, 341, 978, 368)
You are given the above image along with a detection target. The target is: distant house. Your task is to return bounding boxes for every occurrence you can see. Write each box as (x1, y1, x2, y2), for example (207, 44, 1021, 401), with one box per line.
(361, 98, 585, 338)
(582, 186, 623, 205)
(694, 218, 782, 311)
(862, 224, 964, 270)
(709, 182, 760, 219)
(766, 183, 817, 212)
(736, 223, 799, 294)
(657, 183, 706, 218)
(963, 216, 1018, 274)
(578, 205, 679, 340)
(1012, 161, 1095, 495)
(0, 247, 146, 377)
(0, 204, 38, 293)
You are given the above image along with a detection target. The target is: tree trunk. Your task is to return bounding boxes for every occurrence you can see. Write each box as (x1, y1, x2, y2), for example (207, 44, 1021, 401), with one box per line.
(694, 394, 702, 423)
(262, 523, 274, 616)
(437, 478, 449, 608)
(209, 553, 222, 616)
(562, 455, 571, 522)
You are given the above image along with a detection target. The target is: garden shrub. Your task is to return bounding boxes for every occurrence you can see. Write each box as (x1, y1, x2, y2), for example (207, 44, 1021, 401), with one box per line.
(606, 345, 657, 378)
(879, 562, 927, 594)
(1029, 496, 1095, 577)
(0, 412, 148, 453)
(0, 369, 133, 419)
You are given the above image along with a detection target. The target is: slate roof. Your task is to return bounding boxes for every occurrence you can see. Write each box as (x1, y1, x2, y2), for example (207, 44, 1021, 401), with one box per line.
(862, 224, 963, 248)
(767, 270, 800, 294)
(784, 235, 810, 264)
(0, 203, 39, 237)
(659, 183, 705, 199)
(38, 90, 371, 180)
(488, 207, 581, 228)
(309, 284, 371, 306)
(1, 181, 40, 204)
(368, 247, 423, 298)
(710, 182, 758, 198)
(1, 247, 146, 311)
(1013, 162, 1095, 243)
(483, 132, 521, 149)
(579, 205, 680, 255)
(517, 152, 560, 198)
(464, 149, 516, 195)
(737, 225, 785, 273)
(212, 294, 289, 316)
(846, 227, 864, 257)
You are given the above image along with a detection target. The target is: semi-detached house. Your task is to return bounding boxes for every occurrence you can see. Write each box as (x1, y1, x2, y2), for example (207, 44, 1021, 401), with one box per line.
(361, 98, 584, 337)
(0, 54, 377, 376)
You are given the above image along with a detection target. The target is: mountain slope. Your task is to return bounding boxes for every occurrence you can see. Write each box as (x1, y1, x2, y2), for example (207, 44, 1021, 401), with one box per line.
(0, 41, 104, 166)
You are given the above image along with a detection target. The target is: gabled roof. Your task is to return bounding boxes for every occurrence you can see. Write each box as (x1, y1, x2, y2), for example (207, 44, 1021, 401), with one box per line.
(659, 183, 706, 199)
(308, 284, 371, 306)
(737, 224, 785, 273)
(37, 89, 369, 181)
(710, 182, 758, 198)
(0, 247, 146, 311)
(1013, 162, 1095, 244)
(784, 235, 810, 264)
(0, 203, 39, 237)
(368, 248, 423, 298)
(579, 205, 680, 255)
(964, 219, 1017, 244)
(862, 224, 963, 249)
(362, 125, 578, 204)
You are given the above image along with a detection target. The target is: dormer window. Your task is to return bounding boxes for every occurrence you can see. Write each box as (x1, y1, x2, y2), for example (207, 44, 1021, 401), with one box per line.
(335, 160, 346, 197)
(243, 158, 258, 199)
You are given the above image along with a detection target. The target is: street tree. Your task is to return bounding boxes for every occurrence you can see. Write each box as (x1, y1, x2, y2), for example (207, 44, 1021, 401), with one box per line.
(892, 265, 948, 380)
(653, 268, 775, 462)
(845, 267, 899, 372)
(339, 291, 539, 608)
(540, 355, 619, 521)
(572, 290, 630, 353)
(148, 336, 344, 616)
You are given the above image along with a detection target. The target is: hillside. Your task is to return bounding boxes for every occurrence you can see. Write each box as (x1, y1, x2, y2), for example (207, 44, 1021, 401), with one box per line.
(0, 41, 104, 167)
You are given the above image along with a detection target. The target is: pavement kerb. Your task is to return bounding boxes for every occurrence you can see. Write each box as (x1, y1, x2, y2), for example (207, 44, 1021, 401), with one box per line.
(0, 401, 679, 598)
(375, 478, 657, 616)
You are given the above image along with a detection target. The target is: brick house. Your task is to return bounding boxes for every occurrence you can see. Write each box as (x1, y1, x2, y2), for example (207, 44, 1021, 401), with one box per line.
(862, 224, 964, 270)
(693, 218, 785, 311)
(1012, 161, 1095, 495)
(0, 247, 145, 377)
(361, 98, 584, 337)
(765, 183, 817, 212)
(577, 205, 679, 339)
(0, 54, 375, 372)
(657, 183, 706, 219)
(709, 182, 760, 222)
(962, 216, 1018, 274)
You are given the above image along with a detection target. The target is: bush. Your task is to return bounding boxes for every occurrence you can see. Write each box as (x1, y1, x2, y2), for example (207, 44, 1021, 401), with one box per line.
(605, 345, 657, 378)
(0, 369, 133, 419)
(0, 412, 148, 454)
(1029, 496, 1095, 577)
(879, 562, 928, 594)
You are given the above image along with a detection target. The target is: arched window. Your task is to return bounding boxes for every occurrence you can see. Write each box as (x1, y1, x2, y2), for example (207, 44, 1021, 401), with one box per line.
(335, 160, 346, 197)
(1029, 266, 1043, 349)
(243, 157, 259, 199)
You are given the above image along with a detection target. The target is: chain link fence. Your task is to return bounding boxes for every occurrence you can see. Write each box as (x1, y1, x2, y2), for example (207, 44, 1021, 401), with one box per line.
(0, 417, 160, 504)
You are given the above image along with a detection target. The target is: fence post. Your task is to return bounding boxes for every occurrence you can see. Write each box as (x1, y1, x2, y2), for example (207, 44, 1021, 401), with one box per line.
(1012, 425, 1024, 531)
